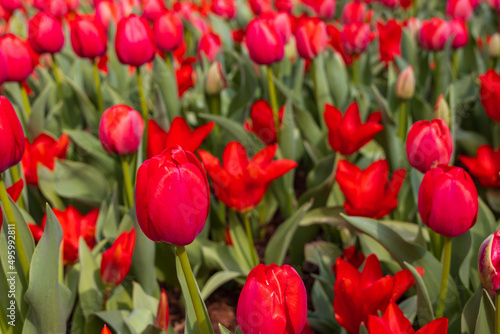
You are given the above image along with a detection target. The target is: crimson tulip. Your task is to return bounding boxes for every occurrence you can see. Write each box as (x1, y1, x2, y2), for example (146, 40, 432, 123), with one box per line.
(0, 52, 6, 84)
(236, 264, 307, 334)
(459, 145, 500, 187)
(406, 119, 453, 173)
(449, 18, 468, 49)
(0, 34, 34, 82)
(245, 18, 284, 65)
(336, 246, 365, 269)
(302, 0, 335, 20)
(147, 117, 214, 158)
(100, 229, 136, 286)
(154, 289, 170, 331)
(479, 69, 500, 122)
(176, 58, 196, 97)
(275, 0, 292, 12)
(28, 12, 65, 55)
(0, 0, 21, 11)
(135, 146, 210, 245)
(248, 0, 272, 15)
(154, 11, 183, 52)
(198, 32, 222, 62)
(324, 102, 383, 155)
(21, 133, 70, 185)
(70, 14, 108, 59)
(446, 0, 474, 20)
(29, 223, 43, 243)
(141, 0, 165, 22)
(99, 105, 144, 155)
(95, 0, 122, 30)
(342, 22, 372, 55)
(418, 165, 478, 237)
(0, 96, 25, 174)
(115, 14, 155, 66)
(326, 24, 354, 66)
(342, 1, 366, 24)
(33, 0, 68, 18)
(295, 17, 327, 60)
(478, 229, 500, 292)
(419, 18, 451, 51)
(211, 0, 236, 19)
(261, 11, 292, 44)
(376, 19, 402, 63)
(198, 142, 297, 212)
(244, 100, 284, 145)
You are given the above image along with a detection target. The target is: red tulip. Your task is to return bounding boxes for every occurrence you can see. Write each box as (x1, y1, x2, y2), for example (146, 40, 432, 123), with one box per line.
(211, 0, 236, 19)
(198, 32, 222, 62)
(261, 11, 292, 44)
(334, 254, 422, 334)
(237, 264, 307, 334)
(147, 117, 214, 158)
(337, 246, 365, 269)
(21, 133, 70, 185)
(99, 105, 144, 155)
(28, 12, 65, 55)
(367, 301, 449, 334)
(342, 1, 366, 24)
(376, 19, 402, 63)
(418, 165, 478, 237)
(326, 24, 354, 66)
(295, 17, 327, 60)
(142, 0, 165, 21)
(100, 229, 136, 286)
(70, 14, 108, 59)
(480, 69, 500, 122)
(154, 11, 183, 52)
(0, 0, 21, 11)
(244, 100, 284, 145)
(324, 102, 383, 155)
(479, 229, 500, 292)
(336, 159, 406, 219)
(459, 145, 500, 187)
(419, 18, 451, 51)
(42, 206, 99, 264)
(342, 22, 372, 55)
(102, 325, 112, 334)
(406, 119, 453, 173)
(198, 142, 297, 212)
(0, 96, 25, 174)
(0, 34, 34, 82)
(248, 0, 272, 15)
(446, 0, 474, 20)
(33, 0, 68, 18)
(154, 289, 170, 331)
(176, 58, 197, 97)
(29, 223, 44, 243)
(95, 0, 122, 30)
(115, 14, 155, 67)
(245, 18, 284, 65)
(449, 18, 468, 49)
(135, 146, 210, 245)
(275, 0, 292, 13)
(301, 0, 335, 20)
(486, 0, 500, 10)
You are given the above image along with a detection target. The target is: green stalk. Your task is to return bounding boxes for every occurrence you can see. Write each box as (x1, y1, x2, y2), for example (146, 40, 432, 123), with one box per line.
(436, 236, 452, 318)
(398, 101, 407, 141)
(93, 59, 104, 114)
(120, 155, 134, 209)
(102, 286, 112, 310)
(352, 58, 359, 85)
(9, 166, 25, 210)
(496, 291, 500, 334)
(51, 55, 64, 97)
(267, 66, 280, 143)
(176, 246, 211, 334)
(136, 67, 149, 158)
(433, 52, 441, 103)
(310, 59, 318, 107)
(0, 176, 29, 281)
(19, 83, 31, 119)
(452, 51, 459, 81)
(243, 212, 259, 267)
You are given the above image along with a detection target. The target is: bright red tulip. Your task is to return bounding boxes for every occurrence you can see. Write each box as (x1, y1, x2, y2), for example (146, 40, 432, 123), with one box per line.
(245, 18, 284, 65)
(0, 0, 21, 11)
(0, 96, 25, 174)
(70, 14, 108, 59)
(419, 18, 451, 51)
(336, 159, 406, 219)
(237, 264, 307, 334)
(446, 0, 474, 20)
(478, 229, 500, 292)
(337, 246, 365, 269)
(459, 145, 500, 187)
(295, 17, 327, 60)
(301, 0, 335, 20)
(95, 0, 122, 30)
(0, 34, 34, 82)
(147, 117, 214, 158)
(275, 0, 293, 13)
(176, 58, 197, 97)
(248, 0, 272, 15)
(376, 19, 402, 63)
(326, 24, 354, 66)
(28, 12, 65, 55)
(334, 254, 423, 334)
(21, 133, 70, 185)
(342, 22, 372, 55)
(342, 1, 366, 24)
(141, 0, 165, 21)
(367, 301, 449, 334)
(324, 102, 383, 155)
(449, 18, 468, 49)
(100, 229, 136, 286)
(211, 0, 236, 19)
(418, 165, 478, 237)
(99, 105, 144, 155)
(406, 119, 453, 173)
(154, 289, 170, 331)
(244, 99, 284, 145)
(33, 0, 68, 18)
(261, 11, 292, 44)
(198, 32, 222, 62)
(198, 142, 297, 212)
(479, 69, 500, 122)
(101, 325, 112, 334)
(115, 14, 155, 66)
(135, 146, 210, 245)
(154, 11, 183, 52)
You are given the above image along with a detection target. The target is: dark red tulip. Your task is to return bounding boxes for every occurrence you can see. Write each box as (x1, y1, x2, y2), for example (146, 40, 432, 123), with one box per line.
(0, 0, 22, 12)
(342, 22, 372, 55)
(28, 12, 65, 55)
(70, 14, 108, 59)
(449, 18, 468, 49)
(245, 18, 284, 65)
(459, 145, 500, 187)
(419, 18, 451, 51)
(115, 14, 156, 66)
(154, 11, 183, 52)
(0, 96, 25, 174)
(376, 19, 402, 63)
(244, 99, 284, 145)
(302, 0, 335, 20)
(154, 289, 170, 331)
(99, 105, 144, 155)
(0, 34, 34, 82)
(100, 229, 136, 286)
(248, 0, 272, 15)
(342, 1, 366, 24)
(326, 24, 354, 66)
(33, 0, 68, 18)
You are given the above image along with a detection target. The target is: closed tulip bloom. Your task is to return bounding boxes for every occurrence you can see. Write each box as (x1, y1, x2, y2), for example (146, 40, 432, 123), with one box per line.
(419, 18, 451, 51)
(99, 105, 144, 155)
(302, 0, 335, 20)
(154, 289, 170, 331)
(154, 11, 183, 52)
(0, 96, 25, 174)
(115, 14, 156, 66)
(336, 159, 406, 219)
(198, 142, 297, 212)
(446, 0, 473, 20)
(480, 69, 500, 122)
(0, 34, 34, 82)
(100, 229, 136, 286)
(0, 0, 21, 11)
(459, 145, 500, 187)
(244, 100, 284, 145)
(142, 0, 165, 22)
(245, 18, 284, 65)
(34, 0, 68, 18)
(395, 66, 415, 99)
(342, 22, 372, 54)
(70, 14, 108, 59)
(342, 1, 366, 24)
(211, 0, 236, 19)
(275, 0, 293, 13)
(136, 146, 210, 245)
(295, 17, 327, 60)
(406, 119, 452, 173)
(433, 94, 451, 124)
(449, 18, 468, 49)
(418, 165, 478, 237)
(261, 11, 292, 44)
(478, 230, 500, 292)
(404, 17, 421, 40)
(488, 33, 500, 58)
(376, 19, 402, 63)
(28, 12, 64, 55)
(324, 102, 383, 155)
(198, 32, 222, 62)
(95, 0, 122, 30)
(176, 59, 196, 97)
(205, 61, 227, 95)
(237, 264, 307, 334)
(248, 0, 272, 15)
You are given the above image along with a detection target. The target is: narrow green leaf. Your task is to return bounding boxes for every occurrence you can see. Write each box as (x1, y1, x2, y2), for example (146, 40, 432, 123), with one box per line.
(78, 238, 104, 319)
(200, 271, 243, 301)
(404, 262, 434, 327)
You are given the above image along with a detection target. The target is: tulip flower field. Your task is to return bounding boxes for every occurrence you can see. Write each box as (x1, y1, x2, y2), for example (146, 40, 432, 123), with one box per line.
(3, 0, 500, 333)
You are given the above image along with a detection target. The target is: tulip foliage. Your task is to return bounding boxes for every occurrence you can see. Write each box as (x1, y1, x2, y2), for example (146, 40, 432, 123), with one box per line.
(1, 0, 500, 334)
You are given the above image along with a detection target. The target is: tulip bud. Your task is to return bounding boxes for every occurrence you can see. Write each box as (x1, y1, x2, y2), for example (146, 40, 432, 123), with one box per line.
(154, 289, 170, 331)
(154, 11, 183, 52)
(245, 18, 284, 65)
(205, 62, 227, 95)
(100, 229, 136, 286)
(0, 96, 25, 173)
(489, 33, 500, 58)
(395, 66, 415, 100)
(236, 264, 307, 334)
(28, 12, 65, 55)
(70, 14, 108, 59)
(433, 95, 451, 125)
(0, 34, 34, 82)
(418, 165, 478, 237)
(449, 18, 468, 49)
(478, 229, 500, 292)
(135, 146, 210, 245)
(99, 105, 144, 155)
(115, 14, 155, 67)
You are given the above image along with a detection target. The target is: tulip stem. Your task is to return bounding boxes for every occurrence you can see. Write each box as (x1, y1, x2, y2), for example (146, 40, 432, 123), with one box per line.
(102, 286, 112, 310)
(436, 236, 452, 318)
(267, 66, 280, 143)
(9, 166, 25, 210)
(19, 82, 31, 119)
(496, 291, 500, 334)
(352, 58, 359, 85)
(398, 101, 407, 141)
(136, 67, 148, 121)
(120, 155, 134, 208)
(452, 51, 459, 81)
(0, 175, 29, 283)
(93, 59, 104, 114)
(176, 246, 211, 334)
(51, 55, 64, 97)
(243, 212, 259, 266)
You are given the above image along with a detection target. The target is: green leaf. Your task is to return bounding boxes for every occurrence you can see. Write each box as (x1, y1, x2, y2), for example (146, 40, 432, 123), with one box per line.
(404, 262, 434, 327)
(226, 54, 257, 118)
(474, 289, 495, 334)
(37, 165, 65, 210)
(299, 207, 345, 227)
(124, 309, 155, 334)
(78, 238, 104, 319)
(325, 52, 348, 108)
(218, 324, 233, 334)
(461, 286, 483, 334)
(228, 212, 255, 272)
(133, 282, 159, 315)
(152, 55, 180, 121)
(95, 310, 133, 334)
(200, 271, 243, 301)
